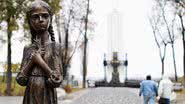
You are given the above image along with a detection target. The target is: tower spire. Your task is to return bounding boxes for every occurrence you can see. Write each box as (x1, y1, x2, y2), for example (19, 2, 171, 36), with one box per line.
(112, 0, 119, 10)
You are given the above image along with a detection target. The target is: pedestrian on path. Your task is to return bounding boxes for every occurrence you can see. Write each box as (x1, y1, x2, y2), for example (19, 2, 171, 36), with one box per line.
(157, 74, 174, 104)
(139, 75, 158, 104)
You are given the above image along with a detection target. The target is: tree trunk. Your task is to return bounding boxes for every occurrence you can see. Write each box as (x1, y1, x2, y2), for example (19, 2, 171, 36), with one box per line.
(64, 29, 69, 79)
(162, 60, 164, 76)
(83, 38, 87, 88)
(6, 17, 12, 95)
(2, 71, 6, 82)
(171, 44, 178, 81)
(179, 14, 185, 86)
(183, 39, 185, 85)
(82, 0, 90, 88)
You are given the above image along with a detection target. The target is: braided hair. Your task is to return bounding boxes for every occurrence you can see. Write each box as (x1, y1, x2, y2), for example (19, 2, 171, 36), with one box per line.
(48, 24, 55, 42)
(26, 0, 55, 43)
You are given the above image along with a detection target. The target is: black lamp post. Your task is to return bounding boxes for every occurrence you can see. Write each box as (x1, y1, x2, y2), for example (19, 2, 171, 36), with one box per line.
(124, 53, 128, 81)
(103, 53, 107, 82)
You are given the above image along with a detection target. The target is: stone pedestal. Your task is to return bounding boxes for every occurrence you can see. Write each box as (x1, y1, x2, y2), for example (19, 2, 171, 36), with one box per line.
(109, 52, 121, 86)
(110, 70, 120, 85)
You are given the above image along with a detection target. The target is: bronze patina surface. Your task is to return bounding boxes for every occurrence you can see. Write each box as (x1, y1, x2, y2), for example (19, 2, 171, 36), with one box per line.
(16, 0, 62, 104)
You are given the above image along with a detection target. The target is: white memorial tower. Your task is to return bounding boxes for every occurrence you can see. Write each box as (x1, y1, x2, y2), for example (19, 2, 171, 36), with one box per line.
(107, 10, 124, 54)
(105, 0, 126, 84)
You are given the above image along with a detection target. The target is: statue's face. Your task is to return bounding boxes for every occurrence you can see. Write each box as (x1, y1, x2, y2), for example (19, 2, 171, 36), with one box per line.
(30, 6, 50, 32)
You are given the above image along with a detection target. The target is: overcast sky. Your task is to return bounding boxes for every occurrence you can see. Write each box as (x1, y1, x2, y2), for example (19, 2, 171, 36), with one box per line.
(0, 0, 184, 80)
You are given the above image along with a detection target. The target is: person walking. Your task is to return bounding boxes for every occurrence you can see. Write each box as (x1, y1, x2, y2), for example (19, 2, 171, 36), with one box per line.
(157, 75, 174, 104)
(139, 75, 158, 104)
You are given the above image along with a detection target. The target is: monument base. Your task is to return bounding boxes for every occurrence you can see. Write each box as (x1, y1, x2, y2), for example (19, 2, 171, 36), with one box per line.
(95, 81, 125, 87)
(95, 80, 140, 88)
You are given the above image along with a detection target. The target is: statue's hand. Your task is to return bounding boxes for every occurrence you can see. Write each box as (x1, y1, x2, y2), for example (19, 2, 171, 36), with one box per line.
(30, 51, 52, 76)
(47, 71, 62, 87)
(30, 51, 43, 64)
(30, 45, 46, 61)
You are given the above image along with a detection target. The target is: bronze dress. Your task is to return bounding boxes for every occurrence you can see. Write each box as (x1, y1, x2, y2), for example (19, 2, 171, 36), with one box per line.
(16, 42, 62, 104)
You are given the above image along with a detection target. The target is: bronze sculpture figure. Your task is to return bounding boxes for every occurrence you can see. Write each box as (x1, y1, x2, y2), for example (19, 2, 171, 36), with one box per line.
(16, 0, 62, 104)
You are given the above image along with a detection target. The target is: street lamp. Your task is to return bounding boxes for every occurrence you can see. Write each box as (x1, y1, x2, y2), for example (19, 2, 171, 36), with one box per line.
(103, 53, 107, 82)
(124, 53, 128, 81)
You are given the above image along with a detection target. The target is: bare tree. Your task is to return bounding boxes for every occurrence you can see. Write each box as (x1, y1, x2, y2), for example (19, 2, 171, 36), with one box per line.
(175, 0, 185, 85)
(59, 0, 94, 87)
(158, 0, 178, 81)
(60, 0, 93, 88)
(151, 0, 179, 80)
(165, 0, 185, 84)
(149, 15, 168, 76)
(82, 0, 90, 88)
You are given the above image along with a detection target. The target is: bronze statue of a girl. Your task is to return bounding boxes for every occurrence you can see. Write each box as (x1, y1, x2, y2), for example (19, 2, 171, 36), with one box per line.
(16, 0, 63, 104)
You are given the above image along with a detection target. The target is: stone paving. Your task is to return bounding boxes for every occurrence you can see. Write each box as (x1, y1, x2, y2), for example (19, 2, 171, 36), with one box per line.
(60, 87, 143, 104)
(60, 87, 185, 104)
(0, 96, 23, 104)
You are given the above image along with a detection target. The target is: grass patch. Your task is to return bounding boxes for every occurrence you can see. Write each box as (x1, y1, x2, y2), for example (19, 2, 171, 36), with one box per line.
(180, 89, 185, 94)
(71, 88, 83, 93)
(0, 75, 25, 96)
(175, 89, 185, 94)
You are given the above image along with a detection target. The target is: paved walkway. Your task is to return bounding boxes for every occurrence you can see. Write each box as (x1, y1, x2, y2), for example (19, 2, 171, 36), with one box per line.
(0, 96, 23, 104)
(60, 87, 185, 104)
(61, 87, 143, 104)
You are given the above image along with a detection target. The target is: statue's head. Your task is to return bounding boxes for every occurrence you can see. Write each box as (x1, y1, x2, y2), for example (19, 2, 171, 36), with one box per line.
(27, 0, 55, 43)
